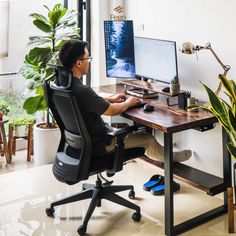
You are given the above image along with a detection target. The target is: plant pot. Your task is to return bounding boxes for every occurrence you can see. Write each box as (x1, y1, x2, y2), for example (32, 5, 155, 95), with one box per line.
(15, 125, 28, 137)
(170, 83, 180, 94)
(33, 122, 61, 165)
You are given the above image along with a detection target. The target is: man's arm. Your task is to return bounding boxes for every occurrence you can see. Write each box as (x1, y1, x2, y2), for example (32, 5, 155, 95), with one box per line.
(104, 94, 126, 103)
(103, 96, 141, 116)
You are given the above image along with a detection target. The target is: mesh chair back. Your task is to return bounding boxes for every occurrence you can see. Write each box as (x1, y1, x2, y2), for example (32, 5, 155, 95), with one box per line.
(44, 81, 92, 183)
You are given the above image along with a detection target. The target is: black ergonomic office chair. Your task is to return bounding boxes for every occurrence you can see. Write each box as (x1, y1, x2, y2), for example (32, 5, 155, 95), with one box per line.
(44, 67, 145, 235)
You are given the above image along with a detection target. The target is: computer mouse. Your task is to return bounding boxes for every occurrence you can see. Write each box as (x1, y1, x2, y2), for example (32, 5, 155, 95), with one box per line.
(162, 87, 170, 93)
(143, 104, 154, 112)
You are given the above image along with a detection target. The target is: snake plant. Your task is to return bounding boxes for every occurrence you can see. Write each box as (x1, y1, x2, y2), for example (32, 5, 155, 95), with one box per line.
(189, 74, 236, 158)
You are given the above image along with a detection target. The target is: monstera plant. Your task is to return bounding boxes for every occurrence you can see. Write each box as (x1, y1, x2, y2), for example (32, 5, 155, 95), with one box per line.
(190, 75, 236, 158)
(20, 3, 80, 127)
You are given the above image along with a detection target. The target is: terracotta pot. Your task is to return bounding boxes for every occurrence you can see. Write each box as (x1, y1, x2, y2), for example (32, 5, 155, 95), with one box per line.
(170, 84, 180, 94)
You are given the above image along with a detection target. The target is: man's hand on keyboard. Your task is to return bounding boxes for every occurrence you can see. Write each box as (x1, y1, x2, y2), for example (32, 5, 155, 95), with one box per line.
(125, 97, 142, 108)
(105, 94, 126, 103)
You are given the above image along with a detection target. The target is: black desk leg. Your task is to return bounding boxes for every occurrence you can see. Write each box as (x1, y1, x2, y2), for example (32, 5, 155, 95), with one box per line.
(164, 133, 174, 236)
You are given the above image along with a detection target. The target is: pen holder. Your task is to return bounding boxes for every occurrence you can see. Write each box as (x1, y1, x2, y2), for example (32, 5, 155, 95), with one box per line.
(178, 92, 191, 109)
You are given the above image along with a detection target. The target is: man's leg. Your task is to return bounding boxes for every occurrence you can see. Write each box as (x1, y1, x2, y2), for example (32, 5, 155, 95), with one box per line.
(123, 132, 192, 162)
(124, 132, 164, 161)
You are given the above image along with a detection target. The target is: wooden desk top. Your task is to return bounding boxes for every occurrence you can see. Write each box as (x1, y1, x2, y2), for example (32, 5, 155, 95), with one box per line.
(96, 84, 217, 133)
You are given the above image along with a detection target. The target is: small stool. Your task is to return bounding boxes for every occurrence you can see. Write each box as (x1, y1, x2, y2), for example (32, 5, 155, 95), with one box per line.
(8, 123, 33, 161)
(0, 118, 11, 164)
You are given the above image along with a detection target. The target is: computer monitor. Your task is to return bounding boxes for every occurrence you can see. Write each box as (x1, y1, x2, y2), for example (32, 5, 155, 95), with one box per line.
(134, 37, 178, 84)
(104, 20, 135, 78)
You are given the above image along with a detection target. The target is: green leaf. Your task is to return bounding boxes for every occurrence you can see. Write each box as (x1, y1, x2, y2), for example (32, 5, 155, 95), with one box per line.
(57, 10, 78, 27)
(191, 104, 230, 132)
(49, 9, 67, 27)
(227, 143, 236, 159)
(30, 13, 49, 24)
(219, 75, 236, 101)
(54, 40, 65, 51)
(43, 5, 50, 12)
(231, 80, 236, 94)
(32, 19, 52, 33)
(229, 109, 236, 132)
(23, 95, 46, 114)
(52, 3, 63, 12)
(26, 47, 52, 67)
(26, 81, 37, 90)
(28, 36, 51, 48)
(30, 13, 51, 32)
(201, 82, 226, 116)
(36, 86, 44, 95)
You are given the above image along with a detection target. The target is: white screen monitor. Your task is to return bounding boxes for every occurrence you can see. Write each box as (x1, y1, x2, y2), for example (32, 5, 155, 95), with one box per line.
(134, 37, 178, 84)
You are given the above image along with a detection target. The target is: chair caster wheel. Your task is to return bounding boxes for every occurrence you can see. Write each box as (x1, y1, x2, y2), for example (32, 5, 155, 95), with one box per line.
(77, 225, 87, 235)
(132, 212, 141, 222)
(45, 207, 55, 217)
(129, 190, 135, 199)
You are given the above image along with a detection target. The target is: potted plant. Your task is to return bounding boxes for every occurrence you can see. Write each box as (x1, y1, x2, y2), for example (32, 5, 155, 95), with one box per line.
(170, 76, 180, 94)
(9, 115, 35, 137)
(189, 74, 236, 158)
(0, 102, 10, 121)
(20, 3, 80, 165)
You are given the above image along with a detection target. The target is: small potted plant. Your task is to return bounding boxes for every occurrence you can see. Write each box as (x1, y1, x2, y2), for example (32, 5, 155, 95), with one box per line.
(0, 102, 10, 121)
(9, 115, 35, 137)
(170, 76, 180, 94)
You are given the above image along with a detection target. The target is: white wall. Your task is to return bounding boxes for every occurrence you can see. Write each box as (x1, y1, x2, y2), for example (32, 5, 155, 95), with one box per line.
(127, 0, 236, 176)
(90, 0, 110, 87)
(92, 0, 236, 177)
(1, 0, 63, 73)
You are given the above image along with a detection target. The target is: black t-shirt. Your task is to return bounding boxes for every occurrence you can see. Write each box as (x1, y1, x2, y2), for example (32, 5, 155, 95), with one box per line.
(71, 78, 112, 155)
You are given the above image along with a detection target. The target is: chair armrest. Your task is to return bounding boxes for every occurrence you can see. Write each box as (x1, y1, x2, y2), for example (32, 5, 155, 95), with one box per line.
(108, 125, 146, 138)
(107, 125, 146, 174)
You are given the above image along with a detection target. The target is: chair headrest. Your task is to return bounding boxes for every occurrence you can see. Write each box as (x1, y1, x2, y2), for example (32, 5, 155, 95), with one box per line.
(48, 64, 72, 89)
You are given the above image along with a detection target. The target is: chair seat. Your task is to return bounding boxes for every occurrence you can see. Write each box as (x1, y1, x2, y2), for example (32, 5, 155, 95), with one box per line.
(53, 147, 145, 184)
(90, 147, 145, 174)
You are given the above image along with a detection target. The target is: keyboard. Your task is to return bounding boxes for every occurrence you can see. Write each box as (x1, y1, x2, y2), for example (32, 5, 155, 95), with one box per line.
(126, 88, 158, 98)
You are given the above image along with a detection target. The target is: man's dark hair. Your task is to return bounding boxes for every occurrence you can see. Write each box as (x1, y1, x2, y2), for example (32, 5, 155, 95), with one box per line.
(59, 40, 88, 70)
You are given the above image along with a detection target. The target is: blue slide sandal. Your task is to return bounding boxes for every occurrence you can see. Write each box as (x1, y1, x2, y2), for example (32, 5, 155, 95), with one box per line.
(143, 175, 164, 191)
(151, 181, 180, 196)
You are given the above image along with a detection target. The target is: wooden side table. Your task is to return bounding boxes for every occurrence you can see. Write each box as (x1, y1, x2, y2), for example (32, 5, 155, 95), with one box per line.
(0, 118, 11, 164)
(8, 123, 33, 162)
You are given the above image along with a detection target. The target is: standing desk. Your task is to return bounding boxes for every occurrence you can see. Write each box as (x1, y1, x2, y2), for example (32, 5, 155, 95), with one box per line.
(97, 83, 231, 236)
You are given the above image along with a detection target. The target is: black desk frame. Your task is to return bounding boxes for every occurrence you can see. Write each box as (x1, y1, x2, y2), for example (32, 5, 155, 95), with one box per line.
(164, 127, 231, 235)
(97, 84, 231, 235)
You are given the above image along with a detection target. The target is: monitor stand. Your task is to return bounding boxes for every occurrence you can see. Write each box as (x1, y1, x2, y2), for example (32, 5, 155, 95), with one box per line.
(125, 88, 158, 98)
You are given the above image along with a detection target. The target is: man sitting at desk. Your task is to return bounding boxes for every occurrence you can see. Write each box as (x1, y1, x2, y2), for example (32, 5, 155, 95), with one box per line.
(58, 40, 192, 163)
